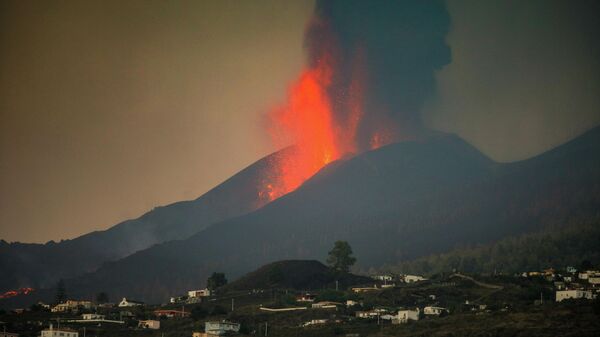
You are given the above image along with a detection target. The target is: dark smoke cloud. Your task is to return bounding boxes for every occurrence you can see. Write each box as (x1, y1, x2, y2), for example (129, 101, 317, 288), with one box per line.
(307, 0, 451, 149)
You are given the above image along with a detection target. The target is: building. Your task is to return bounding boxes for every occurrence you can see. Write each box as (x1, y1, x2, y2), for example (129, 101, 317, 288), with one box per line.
(302, 319, 328, 327)
(346, 300, 358, 307)
(588, 277, 600, 285)
(188, 289, 211, 298)
(51, 300, 93, 313)
(311, 301, 341, 309)
(351, 286, 379, 293)
(555, 289, 596, 302)
(81, 313, 105, 320)
(118, 297, 144, 307)
(423, 306, 448, 316)
(404, 275, 427, 283)
(204, 321, 240, 335)
(372, 275, 393, 282)
(138, 320, 160, 330)
(355, 310, 379, 318)
(393, 309, 420, 324)
(154, 309, 190, 318)
(296, 293, 316, 302)
(40, 325, 78, 337)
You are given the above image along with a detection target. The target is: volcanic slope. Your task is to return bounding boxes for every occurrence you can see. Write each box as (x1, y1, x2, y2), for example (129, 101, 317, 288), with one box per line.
(0, 149, 293, 292)
(49, 127, 600, 303)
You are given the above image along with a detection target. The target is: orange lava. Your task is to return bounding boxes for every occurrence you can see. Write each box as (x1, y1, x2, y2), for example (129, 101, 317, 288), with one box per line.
(0, 287, 34, 299)
(263, 53, 339, 200)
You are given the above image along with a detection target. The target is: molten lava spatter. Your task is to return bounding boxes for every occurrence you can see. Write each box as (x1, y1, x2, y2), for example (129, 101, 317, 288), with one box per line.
(0, 287, 34, 299)
(262, 54, 340, 201)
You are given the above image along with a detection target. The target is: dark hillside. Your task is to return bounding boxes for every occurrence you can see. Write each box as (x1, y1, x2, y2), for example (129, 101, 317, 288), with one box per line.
(223, 260, 372, 291)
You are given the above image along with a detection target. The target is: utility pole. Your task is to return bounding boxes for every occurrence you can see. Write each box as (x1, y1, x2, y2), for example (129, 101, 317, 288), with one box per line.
(265, 322, 268, 336)
(335, 280, 339, 291)
(231, 298, 235, 312)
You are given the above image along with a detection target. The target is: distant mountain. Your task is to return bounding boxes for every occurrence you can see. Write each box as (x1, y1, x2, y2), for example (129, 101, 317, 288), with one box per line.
(222, 260, 372, 291)
(0, 148, 288, 292)
(45, 126, 600, 304)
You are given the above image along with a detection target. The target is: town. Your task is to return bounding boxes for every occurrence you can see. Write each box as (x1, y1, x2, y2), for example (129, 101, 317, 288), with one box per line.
(1, 258, 599, 337)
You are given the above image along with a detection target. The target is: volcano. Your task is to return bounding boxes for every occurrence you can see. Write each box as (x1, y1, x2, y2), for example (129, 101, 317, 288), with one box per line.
(0, 148, 292, 293)
(11, 126, 596, 305)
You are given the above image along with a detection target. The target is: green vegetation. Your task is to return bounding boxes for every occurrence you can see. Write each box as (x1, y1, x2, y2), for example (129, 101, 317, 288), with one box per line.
(327, 241, 357, 273)
(55, 279, 66, 304)
(388, 220, 600, 276)
(207, 272, 228, 290)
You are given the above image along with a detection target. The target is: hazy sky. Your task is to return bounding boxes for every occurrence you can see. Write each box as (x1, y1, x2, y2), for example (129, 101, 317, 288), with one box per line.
(1, 0, 599, 243)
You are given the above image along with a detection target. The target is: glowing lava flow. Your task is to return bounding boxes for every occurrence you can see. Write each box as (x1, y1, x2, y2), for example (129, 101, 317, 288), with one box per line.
(260, 53, 341, 201)
(0, 287, 34, 299)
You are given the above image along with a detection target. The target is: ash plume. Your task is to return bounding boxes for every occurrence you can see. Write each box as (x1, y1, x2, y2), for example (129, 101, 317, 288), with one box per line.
(306, 0, 451, 150)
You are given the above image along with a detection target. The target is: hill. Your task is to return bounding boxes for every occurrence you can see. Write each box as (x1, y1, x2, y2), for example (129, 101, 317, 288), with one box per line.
(4, 126, 600, 306)
(0, 148, 292, 292)
(222, 260, 372, 291)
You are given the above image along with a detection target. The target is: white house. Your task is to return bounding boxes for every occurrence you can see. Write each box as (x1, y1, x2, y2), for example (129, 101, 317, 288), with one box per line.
(355, 310, 379, 318)
(346, 300, 358, 307)
(311, 301, 341, 309)
(205, 321, 240, 335)
(188, 289, 211, 298)
(118, 297, 144, 307)
(393, 308, 420, 324)
(51, 300, 93, 313)
(372, 275, 393, 282)
(40, 324, 78, 337)
(82, 313, 105, 320)
(404, 275, 427, 283)
(424, 306, 448, 316)
(138, 320, 160, 329)
(588, 277, 600, 285)
(302, 319, 328, 327)
(555, 289, 595, 302)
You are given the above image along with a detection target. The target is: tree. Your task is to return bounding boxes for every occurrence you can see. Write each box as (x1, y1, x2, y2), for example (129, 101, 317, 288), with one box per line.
(55, 279, 67, 304)
(96, 292, 109, 304)
(207, 272, 227, 290)
(327, 241, 356, 273)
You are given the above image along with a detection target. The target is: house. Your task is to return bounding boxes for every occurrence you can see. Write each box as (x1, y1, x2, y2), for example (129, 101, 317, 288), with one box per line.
(355, 310, 380, 318)
(188, 289, 211, 298)
(40, 324, 78, 337)
(302, 319, 328, 327)
(138, 320, 160, 329)
(579, 272, 590, 280)
(351, 286, 379, 293)
(51, 300, 93, 313)
(404, 275, 427, 283)
(296, 293, 316, 302)
(566, 266, 577, 274)
(82, 313, 105, 320)
(118, 297, 144, 307)
(311, 301, 341, 309)
(372, 275, 393, 282)
(154, 309, 190, 318)
(346, 300, 358, 307)
(554, 281, 566, 290)
(170, 296, 188, 304)
(424, 306, 449, 316)
(555, 289, 596, 302)
(205, 321, 240, 335)
(588, 277, 600, 285)
(393, 308, 420, 324)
